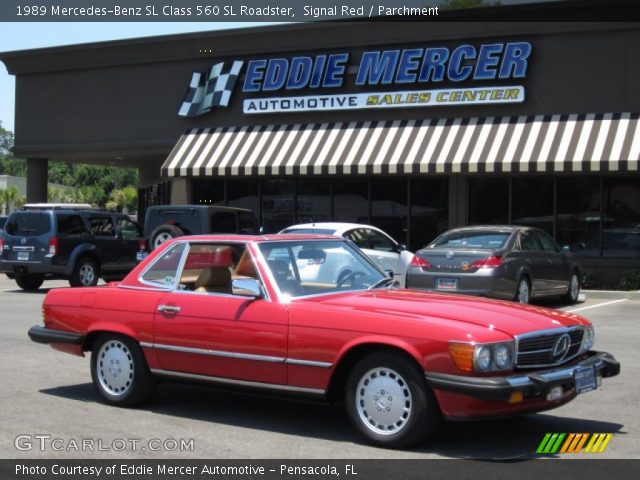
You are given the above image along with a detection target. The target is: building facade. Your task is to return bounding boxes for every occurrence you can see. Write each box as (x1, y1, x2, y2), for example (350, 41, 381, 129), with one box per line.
(1, 22, 639, 282)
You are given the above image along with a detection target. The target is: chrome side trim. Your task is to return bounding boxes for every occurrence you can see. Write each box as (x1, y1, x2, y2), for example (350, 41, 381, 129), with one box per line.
(285, 358, 333, 368)
(141, 342, 333, 368)
(150, 343, 286, 363)
(150, 368, 326, 396)
(118, 284, 171, 292)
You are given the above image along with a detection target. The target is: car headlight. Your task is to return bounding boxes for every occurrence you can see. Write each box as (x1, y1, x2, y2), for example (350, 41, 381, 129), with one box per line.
(449, 341, 514, 372)
(581, 325, 595, 352)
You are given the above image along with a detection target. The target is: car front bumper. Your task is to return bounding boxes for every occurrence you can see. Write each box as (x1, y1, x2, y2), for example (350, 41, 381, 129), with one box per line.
(425, 350, 620, 403)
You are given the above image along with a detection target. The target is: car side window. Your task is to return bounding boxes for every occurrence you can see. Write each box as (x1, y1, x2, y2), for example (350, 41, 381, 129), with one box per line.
(88, 216, 115, 237)
(210, 211, 237, 234)
(345, 229, 367, 249)
(518, 231, 541, 251)
(140, 243, 186, 287)
(536, 231, 560, 253)
(117, 217, 142, 240)
(56, 214, 88, 236)
(366, 229, 396, 252)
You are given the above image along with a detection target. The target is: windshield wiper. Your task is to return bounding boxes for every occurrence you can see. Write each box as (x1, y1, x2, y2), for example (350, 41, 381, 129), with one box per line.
(367, 277, 396, 290)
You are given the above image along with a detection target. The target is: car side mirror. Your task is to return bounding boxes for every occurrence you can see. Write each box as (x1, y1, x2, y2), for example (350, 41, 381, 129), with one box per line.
(232, 278, 264, 298)
(384, 269, 394, 278)
(397, 244, 407, 252)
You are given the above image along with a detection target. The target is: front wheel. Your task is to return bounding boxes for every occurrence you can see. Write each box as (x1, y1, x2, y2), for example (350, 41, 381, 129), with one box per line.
(563, 272, 580, 304)
(15, 275, 44, 291)
(90, 334, 156, 406)
(344, 352, 439, 448)
(515, 277, 531, 304)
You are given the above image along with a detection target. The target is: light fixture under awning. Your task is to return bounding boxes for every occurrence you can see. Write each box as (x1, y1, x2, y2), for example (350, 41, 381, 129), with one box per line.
(161, 113, 640, 177)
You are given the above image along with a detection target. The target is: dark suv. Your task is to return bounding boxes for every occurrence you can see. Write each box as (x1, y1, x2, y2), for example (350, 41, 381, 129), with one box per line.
(0, 207, 144, 290)
(144, 205, 258, 250)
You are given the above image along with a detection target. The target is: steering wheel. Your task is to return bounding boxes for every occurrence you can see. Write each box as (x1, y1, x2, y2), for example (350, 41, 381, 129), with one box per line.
(337, 271, 368, 288)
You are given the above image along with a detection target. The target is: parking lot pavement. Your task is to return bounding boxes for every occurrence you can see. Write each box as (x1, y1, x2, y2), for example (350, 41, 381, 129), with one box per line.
(1, 275, 638, 459)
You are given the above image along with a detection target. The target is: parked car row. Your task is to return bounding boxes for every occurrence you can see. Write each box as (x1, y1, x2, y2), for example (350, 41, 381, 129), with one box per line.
(0, 204, 582, 305)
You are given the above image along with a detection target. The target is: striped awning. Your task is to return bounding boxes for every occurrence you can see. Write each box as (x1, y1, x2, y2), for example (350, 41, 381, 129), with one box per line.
(162, 113, 640, 177)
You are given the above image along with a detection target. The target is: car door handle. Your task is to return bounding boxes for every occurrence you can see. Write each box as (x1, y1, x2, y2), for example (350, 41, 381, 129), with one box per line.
(157, 305, 181, 314)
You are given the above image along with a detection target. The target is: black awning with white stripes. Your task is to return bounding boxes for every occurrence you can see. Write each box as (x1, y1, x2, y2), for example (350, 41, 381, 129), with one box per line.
(161, 113, 640, 177)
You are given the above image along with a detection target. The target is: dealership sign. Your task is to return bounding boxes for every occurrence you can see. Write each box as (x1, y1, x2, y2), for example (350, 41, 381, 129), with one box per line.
(178, 42, 531, 117)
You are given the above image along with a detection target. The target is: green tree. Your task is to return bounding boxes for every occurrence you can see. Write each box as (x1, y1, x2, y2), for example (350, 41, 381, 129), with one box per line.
(106, 186, 137, 213)
(0, 185, 19, 214)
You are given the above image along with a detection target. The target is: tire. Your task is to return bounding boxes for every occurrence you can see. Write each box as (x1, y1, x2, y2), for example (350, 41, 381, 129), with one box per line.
(150, 224, 184, 251)
(69, 257, 99, 287)
(344, 351, 440, 448)
(15, 275, 44, 291)
(515, 276, 531, 304)
(563, 271, 580, 304)
(90, 334, 156, 406)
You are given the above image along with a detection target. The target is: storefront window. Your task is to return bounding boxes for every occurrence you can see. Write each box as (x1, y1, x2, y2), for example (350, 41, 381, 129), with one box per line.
(410, 178, 448, 249)
(333, 179, 369, 224)
(371, 178, 408, 245)
(192, 179, 224, 205)
(262, 179, 295, 233)
(468, 177, 509, 225)
(511, 177, 554, 235)
(297, 179, 331, 223)
(603, 177, 640, 258)
(227, 179, 260, 219)
(556, 177, 601, 257)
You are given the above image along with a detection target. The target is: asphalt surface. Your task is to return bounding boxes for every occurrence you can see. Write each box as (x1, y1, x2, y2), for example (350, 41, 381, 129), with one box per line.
(1, 276, 637, 459)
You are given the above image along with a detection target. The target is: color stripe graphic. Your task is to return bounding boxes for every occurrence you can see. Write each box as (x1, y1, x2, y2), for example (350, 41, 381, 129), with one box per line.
(536, 433, 613, 454)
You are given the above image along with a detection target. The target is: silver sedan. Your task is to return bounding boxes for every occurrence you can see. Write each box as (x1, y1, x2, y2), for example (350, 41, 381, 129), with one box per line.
(405, 226, 581, 304)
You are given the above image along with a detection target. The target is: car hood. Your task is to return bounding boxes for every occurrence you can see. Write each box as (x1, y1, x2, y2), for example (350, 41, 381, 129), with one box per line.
(298, 288, 587, 337)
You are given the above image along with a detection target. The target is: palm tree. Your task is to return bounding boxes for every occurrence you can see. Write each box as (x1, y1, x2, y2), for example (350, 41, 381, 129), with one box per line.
(106, 186, 137, 213)
(0, 188, 7, 215)
(1, 185, 19, 214)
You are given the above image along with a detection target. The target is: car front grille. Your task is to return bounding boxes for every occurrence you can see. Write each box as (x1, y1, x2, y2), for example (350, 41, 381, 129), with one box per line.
(515, 327, 584, 368)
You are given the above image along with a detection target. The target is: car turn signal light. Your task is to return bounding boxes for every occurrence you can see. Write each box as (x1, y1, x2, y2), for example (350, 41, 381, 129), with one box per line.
(410, 255, 431, 268)
(448, 342, 475, 372)
(470, 255, 502, 268)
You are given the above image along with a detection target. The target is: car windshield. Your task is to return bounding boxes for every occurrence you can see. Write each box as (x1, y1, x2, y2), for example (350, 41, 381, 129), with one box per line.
(259, 239, 386, 298)
(281, 228, 337, 235)
(430, 231, 510, 249)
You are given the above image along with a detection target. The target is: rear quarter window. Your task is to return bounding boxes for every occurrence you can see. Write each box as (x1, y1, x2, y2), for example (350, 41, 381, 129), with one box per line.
(4, 212, 52, 236)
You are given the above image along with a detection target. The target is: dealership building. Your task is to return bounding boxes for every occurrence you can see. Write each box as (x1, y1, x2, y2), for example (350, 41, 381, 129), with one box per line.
(1, 21, 639, 281)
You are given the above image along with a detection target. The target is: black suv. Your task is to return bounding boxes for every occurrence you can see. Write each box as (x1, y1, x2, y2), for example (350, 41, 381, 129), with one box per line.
(144, 205, 258, 250)
(0, 207, 144, 290)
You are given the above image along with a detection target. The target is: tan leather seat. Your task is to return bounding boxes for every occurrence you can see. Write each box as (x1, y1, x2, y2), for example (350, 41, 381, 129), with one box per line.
(194, 267, 232, 294)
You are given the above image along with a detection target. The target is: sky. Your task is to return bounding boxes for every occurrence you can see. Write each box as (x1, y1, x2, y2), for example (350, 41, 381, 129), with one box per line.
(0, 22, 277, 132)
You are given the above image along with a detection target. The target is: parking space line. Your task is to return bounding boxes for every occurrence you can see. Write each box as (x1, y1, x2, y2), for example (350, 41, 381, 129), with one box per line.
(566, 299, 627, 313)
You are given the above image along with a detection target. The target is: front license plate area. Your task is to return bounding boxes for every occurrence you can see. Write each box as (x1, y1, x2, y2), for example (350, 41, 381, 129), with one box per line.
(436, 278, 458, 290)
(17, 252, 30, 261)
(574, 365, 597, 394)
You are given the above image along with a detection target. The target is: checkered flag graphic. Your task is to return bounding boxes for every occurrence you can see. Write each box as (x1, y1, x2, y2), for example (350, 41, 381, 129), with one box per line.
(178, 60, 244, 117)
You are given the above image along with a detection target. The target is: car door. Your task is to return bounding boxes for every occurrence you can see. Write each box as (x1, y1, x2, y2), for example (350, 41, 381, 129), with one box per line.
(535, 230, 570, 293)
(151, 241, 288, 385)
(54, 213, 90, 267)
(114, 216, 143, 272)
(362, 228, 406, 285)
(86, 214, 119, 273)
(514, 230, 548, 293)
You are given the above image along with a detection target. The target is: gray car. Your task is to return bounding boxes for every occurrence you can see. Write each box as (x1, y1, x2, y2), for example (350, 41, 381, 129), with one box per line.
(406, 226, 581, 304)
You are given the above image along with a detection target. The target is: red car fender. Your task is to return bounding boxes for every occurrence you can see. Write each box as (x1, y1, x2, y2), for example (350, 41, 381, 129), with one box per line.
(333, 334, 427, 372)
(85, 321, 140, 346)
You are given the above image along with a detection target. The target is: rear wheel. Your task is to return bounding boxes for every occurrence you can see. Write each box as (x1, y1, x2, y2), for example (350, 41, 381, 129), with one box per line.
(344, 351, 439, 448)
(15, 275, 44, 291)
(563, 272, 580, 304)
(150, 224, 184, 250)
(69, 257, 99, 287)
(515, 277, 531, 304)
(90, 334, 156, 406)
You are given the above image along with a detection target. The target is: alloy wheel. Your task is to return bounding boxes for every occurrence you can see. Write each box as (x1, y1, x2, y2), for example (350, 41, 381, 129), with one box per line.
(96, 339, 135, 397)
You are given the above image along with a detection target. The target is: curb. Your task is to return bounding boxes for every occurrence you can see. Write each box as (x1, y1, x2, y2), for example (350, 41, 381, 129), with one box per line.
(582, 289, 640, 301)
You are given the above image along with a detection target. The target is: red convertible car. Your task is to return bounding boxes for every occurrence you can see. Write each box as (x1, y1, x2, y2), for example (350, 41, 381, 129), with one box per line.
(29, 234, 620, 448)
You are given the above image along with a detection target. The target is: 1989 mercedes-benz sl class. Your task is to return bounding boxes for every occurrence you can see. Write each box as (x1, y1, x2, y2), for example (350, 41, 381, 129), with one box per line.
(28, 234, 620, 448)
